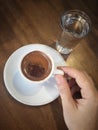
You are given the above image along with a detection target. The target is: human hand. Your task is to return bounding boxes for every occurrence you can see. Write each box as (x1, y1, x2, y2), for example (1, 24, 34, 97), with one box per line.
(55, 67, 98, 130)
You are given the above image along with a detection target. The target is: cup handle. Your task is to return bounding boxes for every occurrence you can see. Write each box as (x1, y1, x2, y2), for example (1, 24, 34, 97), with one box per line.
(53, 69, 64, 75)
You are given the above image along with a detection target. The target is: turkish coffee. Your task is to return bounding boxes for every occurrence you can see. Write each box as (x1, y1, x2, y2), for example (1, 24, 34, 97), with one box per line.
(21, 51, 52, 81)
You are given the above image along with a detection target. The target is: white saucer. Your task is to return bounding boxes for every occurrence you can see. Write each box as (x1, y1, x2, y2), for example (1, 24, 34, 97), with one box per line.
(3, 44, 66, 106)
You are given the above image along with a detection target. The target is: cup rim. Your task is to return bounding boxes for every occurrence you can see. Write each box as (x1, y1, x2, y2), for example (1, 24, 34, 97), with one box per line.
(18, 50, 54, 84)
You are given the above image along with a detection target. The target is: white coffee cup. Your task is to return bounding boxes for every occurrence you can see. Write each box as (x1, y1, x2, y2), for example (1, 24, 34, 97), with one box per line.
(19, 50, 64, 84)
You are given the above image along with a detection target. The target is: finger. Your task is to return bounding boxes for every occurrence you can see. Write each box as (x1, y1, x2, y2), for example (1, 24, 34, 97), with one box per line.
(59, 67, 88, 88)
(59, 66, 96, 99)
(55, 75, 75, 108)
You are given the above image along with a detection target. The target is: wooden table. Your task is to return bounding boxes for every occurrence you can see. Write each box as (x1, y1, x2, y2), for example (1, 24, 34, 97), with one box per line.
(0, 0, 98, 130)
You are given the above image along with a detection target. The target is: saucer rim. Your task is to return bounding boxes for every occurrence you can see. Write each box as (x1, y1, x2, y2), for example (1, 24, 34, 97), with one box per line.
(3, 44, 66, 106)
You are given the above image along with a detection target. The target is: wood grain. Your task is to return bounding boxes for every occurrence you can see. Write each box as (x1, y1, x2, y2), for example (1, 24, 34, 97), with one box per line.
(0, 0, 98, 130)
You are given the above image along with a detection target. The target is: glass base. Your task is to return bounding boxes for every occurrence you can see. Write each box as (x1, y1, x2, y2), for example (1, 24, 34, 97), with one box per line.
(56, 41, 72, 54)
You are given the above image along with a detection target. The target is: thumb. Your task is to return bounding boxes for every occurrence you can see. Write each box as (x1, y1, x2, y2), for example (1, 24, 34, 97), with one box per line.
(55, 75, 75, 109)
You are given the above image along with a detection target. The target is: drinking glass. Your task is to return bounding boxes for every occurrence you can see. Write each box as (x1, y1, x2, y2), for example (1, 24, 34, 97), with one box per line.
(56, 10, 91, 54)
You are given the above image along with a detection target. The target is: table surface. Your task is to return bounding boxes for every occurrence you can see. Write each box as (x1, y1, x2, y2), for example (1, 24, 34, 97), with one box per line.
(0, 0, 98, 130)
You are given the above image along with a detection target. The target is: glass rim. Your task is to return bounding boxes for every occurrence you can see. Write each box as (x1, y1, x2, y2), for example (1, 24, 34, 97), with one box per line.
(60, 9, 92, 31)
